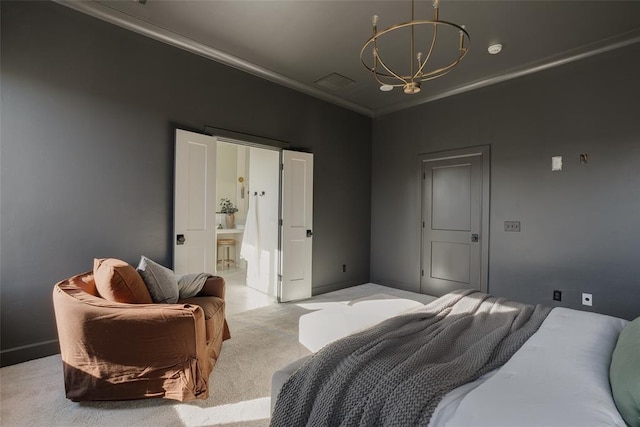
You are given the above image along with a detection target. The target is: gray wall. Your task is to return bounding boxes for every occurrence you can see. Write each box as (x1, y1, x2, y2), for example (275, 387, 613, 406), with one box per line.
(372, 42, 640, 320)
(0, 1, 371, 365)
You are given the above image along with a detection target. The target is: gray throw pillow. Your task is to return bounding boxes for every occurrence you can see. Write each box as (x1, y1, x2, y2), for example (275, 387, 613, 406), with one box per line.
(610, 316, 640, 427)
(136, 256, 179, 304)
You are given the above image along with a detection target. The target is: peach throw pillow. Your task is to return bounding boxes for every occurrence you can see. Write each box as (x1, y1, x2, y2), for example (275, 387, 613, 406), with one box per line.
(93, 258, 153, 304)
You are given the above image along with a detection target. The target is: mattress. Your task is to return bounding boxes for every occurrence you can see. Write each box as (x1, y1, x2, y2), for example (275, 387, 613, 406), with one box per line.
(429, 307, 628, 426)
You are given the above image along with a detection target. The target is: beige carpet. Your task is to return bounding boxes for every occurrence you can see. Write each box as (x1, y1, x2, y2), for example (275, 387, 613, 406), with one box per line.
(0, 283, 435, 427)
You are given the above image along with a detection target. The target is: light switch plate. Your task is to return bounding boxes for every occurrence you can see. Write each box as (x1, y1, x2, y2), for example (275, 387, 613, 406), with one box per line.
(552, 156, 563, 171)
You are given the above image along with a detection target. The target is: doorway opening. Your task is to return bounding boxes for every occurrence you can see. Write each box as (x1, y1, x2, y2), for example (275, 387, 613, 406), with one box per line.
(174, 129, 314, 305)
(215, 141, 280, 307)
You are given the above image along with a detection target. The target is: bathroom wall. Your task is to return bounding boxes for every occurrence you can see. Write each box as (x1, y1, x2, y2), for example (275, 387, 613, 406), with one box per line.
(235, 146, 249, 225)
(216, 142, 239, 224)
(245, 147, 280, 296)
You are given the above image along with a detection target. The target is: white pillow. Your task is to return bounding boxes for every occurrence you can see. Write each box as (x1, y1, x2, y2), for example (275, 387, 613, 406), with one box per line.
(136, 256, 179, 304)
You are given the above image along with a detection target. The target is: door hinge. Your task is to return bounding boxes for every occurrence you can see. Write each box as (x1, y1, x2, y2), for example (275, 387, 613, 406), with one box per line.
(279, 219, 283, 226)
(422, 221, 425, 228)
(421, 269, 424, 277)
(423, 172, 426, 179)
(280, 163, 284, 171)
(278, 274, 283, 282)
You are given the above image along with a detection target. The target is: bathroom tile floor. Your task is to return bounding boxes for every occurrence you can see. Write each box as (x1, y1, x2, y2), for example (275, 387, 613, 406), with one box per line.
(218, 267, 277, 315)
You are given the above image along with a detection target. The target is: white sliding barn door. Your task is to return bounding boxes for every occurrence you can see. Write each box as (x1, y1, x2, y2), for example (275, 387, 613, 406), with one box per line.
(174, 129, 217, 275)
(279, 150, 314, 302)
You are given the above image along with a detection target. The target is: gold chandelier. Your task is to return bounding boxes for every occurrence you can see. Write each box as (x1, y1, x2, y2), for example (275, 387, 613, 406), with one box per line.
(360, 0, 470, 94)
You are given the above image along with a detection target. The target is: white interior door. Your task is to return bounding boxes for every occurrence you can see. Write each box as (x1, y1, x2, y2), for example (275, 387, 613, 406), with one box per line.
(174, 129, 217, 275)
(279, 150, 314, 302)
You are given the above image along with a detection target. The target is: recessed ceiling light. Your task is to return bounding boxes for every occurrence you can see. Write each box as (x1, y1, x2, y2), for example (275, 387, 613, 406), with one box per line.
(488, 43, 503, 55)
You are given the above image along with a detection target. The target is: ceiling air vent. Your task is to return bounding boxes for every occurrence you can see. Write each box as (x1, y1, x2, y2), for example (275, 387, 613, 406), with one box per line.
(314, 73, 355, 91)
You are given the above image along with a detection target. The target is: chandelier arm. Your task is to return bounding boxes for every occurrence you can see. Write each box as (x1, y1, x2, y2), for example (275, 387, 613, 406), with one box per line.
(418, 22, 469, 80)
(375, 53, 409, 84)
(373, 74, 405, 88)
(410, 0, 415, 79)
(360, 57, 403, 80)
(418, 0, 440, 74)
(421, 68, 454, 81)
(365, 42, 410, 83)
(423, 56, 465, 78)
(360, 38, 393, 79)
(372, 46, 405, 87)
(372, 38, 379, 74)
(416, 23, 439, 78)
(361, 28, 411, 83)
(419, 49, 468, 80)
(360, 50, 408, 84)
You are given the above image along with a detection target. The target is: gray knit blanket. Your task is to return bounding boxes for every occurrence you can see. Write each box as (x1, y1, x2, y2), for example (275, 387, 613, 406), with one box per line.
(271, 289, 552, 426)
(176, 273, 212, 299)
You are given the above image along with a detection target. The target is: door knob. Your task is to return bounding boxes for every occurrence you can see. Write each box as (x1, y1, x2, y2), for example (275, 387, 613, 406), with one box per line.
(177, 234, 186, 245)
(306, 230, 313, 237)
(471, 234, 479, 242)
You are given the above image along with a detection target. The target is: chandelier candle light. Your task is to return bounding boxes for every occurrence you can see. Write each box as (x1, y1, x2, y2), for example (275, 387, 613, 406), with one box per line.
(361, 0, 470, 94)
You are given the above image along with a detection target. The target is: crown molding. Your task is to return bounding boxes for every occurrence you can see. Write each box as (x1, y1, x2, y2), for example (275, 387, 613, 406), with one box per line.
(375, 29, 640, 117)
(54, 0, 374, 117)
(52, 1, 640, 119)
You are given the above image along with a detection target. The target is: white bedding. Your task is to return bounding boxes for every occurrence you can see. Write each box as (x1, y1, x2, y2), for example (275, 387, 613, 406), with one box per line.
(429, 307, 628, 426)
(273, 306, 628, 425)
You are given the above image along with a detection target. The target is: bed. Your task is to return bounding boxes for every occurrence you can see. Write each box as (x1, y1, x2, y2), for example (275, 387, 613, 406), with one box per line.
(271, 290, 639, 426)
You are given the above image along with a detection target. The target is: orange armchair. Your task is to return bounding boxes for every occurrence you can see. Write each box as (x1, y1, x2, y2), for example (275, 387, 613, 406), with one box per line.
(52, 272, 230, 401)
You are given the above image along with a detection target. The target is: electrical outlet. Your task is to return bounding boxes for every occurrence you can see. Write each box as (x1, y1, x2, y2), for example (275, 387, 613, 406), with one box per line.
(582, 293, 593, 307)
(504, 221, 521, 232)
(553, 290, 562, 301)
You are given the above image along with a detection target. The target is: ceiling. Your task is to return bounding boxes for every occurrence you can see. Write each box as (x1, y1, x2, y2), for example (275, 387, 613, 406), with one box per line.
(58, 1, 640, 117)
